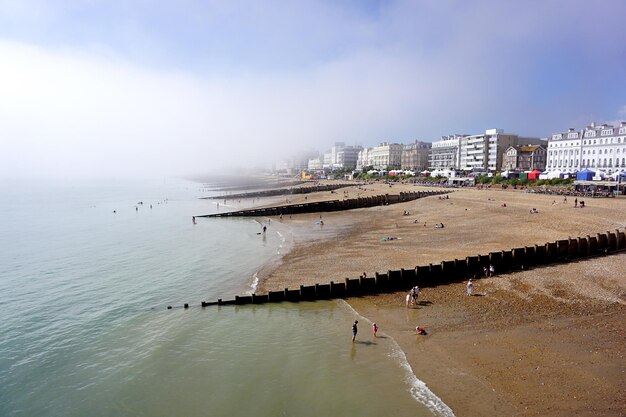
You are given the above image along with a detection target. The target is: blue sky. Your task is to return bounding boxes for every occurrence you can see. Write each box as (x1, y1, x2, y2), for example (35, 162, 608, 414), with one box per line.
(1, 0, 625, 178)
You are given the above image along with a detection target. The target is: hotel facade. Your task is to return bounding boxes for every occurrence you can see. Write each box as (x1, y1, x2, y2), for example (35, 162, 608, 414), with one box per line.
(546, 122, 626, 174)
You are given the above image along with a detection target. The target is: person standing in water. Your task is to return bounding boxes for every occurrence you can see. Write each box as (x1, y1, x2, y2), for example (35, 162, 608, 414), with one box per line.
(352, 320, 358, 342)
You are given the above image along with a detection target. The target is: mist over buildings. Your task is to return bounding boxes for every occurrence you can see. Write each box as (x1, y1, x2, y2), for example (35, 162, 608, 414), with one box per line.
(0, 1, 624, 180)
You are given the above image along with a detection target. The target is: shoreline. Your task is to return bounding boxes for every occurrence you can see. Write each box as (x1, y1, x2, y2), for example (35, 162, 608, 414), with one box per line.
(257, 182, 626, 417)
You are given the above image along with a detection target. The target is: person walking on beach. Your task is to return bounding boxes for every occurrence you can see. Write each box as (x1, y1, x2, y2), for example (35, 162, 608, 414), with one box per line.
(466, 279, 474, 296)
(372, 322, 378, 338)
(352, 320, 358, 342)
(489, 264, 495, 277)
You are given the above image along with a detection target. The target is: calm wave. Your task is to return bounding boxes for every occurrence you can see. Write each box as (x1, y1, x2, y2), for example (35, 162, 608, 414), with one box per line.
(0, 178, 448, 417)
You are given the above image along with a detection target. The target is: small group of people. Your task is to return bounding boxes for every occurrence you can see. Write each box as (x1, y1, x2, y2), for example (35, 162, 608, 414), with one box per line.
(403, 210, 411, 216)
(434, 222, 445, 228)
(405, 285, 420, 307)
(530, 208, 539, 214)
(483, 264, 495, 278)
(351, 319, 426, 342)
(351, 320, 379, 342)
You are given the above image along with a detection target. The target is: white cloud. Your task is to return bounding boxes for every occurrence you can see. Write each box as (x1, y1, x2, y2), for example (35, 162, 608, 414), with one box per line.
(1, 1, 625, 179)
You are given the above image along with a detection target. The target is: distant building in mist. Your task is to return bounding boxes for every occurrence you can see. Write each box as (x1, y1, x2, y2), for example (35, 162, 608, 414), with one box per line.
(358, 142, 403, 170)
(317, 142, 363, 170)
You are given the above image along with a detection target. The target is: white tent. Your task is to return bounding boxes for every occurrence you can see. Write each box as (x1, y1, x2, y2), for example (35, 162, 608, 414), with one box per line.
(547, 170, 561, 179)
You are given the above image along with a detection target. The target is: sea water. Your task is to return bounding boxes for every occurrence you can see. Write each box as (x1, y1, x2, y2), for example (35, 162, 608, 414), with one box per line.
(0, 178, 453, 417)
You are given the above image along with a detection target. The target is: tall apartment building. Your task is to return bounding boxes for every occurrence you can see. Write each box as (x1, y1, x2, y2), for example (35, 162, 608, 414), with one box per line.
(356, 147, 371, 170)
(336, 145, 363, 169)
(319, 142, 363, 170)
(458, 129, 544, 172)
(459, 129, 515, 172)
(428, 135, 463, 170)
(547, 122, 626, 173)
(401, 141, 431, 171)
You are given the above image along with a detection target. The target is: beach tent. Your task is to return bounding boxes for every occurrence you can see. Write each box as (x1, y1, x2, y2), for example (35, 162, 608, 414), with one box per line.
(519, 172, 528, 180)
(547, 170, 562, 180)
(527, 170, 542, 180)
(576, 169, 595, 181)
(539, 171, 550, 180)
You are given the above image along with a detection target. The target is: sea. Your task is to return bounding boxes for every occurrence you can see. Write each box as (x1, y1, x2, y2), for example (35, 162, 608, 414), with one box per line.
(0, 178, 454, 417)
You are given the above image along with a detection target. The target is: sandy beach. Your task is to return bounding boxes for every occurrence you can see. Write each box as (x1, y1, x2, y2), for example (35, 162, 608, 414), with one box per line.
(255, 182, 626, 417)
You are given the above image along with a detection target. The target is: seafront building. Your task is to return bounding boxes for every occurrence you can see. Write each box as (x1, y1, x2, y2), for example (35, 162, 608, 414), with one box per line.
(458, 129, 545, 172)
(546, 127, 582, 172)
(357, 143, 400, 170)
(428, 135, 464, 170)
(317, 142, 363, 170)
(401, 141, 431, 171)
(503, 145, 547, 171)
(547, 122, 626, 174)
(358, 142, 403, 170)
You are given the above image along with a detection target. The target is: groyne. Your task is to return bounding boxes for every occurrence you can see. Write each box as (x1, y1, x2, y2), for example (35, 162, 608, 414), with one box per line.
(168, 229, 626, 309)
(202, 183, 354, 200)
(197, 190, 449, 218)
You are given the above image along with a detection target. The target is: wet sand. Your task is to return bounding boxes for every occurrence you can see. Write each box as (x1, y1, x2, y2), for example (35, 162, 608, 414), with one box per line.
(257, 183, 626, 417)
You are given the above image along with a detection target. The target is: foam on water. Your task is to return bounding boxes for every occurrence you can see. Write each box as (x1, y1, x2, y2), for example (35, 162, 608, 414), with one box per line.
(338, 300, 456, 417)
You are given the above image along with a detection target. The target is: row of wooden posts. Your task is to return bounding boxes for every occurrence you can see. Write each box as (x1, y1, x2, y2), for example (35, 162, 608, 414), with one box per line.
(198, 190, 449, 218)
(203, 183, 353, 200)
(168, 229, 626, 309)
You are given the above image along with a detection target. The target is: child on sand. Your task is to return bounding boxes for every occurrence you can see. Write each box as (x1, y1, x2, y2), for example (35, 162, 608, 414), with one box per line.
(352, 320, 358, 342)
(372, 322, 378, 338)
(466, 279, 474, 296)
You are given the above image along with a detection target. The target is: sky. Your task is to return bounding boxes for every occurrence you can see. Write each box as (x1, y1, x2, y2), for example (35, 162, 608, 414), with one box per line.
(1, 0, 625, 179)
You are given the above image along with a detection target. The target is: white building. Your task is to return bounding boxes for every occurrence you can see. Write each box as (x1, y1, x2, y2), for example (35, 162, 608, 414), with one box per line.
(429, 135, 464, 170)
(368, 142, 403, 170)
(547, 122, 626, 174)
(459, 129, 518, 172)
(546, 128, 582, 172)
(580, 122, 626, 173)
(308, 157, 323, 171)
(458, 129, 544, 172)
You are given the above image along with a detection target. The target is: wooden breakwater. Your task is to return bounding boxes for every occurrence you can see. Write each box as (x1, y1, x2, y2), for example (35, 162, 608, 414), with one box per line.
(167, 229, 626, 309)
(202, 183, 354, 200)
(197, 190, 449, 218)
